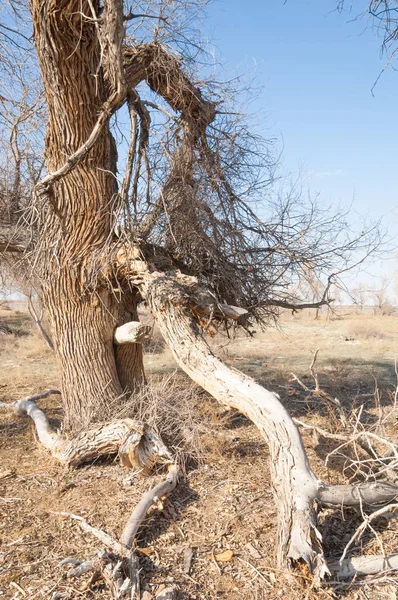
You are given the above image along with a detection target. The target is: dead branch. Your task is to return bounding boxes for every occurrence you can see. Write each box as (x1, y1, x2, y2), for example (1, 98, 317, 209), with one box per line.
(52, 512, 128, 556)
(136, 271, 398, 580)
(124, 43, 216, 124)
(0, 221, 31, 252)
(293, 418, 348, 442)
(35, 97, 121, 196)
(54, 463, 179, 598)
(318, 482, 398, 506)
(156, 587, 178, 600)
(339, 504, 398, 565)
(291, 349, 347, 426)
(27, 292, 54, 350)
(330, 554, 398, 578)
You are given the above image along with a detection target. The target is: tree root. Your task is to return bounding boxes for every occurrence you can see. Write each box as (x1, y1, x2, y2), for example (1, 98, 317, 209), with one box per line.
(0, 390, 173, 470)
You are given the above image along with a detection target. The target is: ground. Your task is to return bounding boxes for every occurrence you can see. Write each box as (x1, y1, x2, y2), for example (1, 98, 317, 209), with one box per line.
(1, 304, 398, 600)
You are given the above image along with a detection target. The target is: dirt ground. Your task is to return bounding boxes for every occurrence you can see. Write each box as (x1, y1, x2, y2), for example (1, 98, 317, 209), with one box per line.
(1, 305, 398, 600)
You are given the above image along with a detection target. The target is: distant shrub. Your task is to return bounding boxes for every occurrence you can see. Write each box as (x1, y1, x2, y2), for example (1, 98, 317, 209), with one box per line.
(347, 323, 385, 340)
(0, 321, 13, 335)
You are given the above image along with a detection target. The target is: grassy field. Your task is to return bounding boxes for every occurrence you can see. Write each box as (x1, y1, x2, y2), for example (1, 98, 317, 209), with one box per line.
(1, 305, 398, 600)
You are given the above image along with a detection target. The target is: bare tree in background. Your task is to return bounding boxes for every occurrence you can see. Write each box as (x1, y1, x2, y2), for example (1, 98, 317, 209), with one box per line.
(1, 0, 397, 590)
(370, 275, 394, 314)
(352, 281, 368, 311)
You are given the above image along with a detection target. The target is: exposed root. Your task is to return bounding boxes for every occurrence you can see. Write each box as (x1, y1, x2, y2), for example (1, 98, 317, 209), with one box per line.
(0, 391, 173, 470)
(120, 463, 178, 547)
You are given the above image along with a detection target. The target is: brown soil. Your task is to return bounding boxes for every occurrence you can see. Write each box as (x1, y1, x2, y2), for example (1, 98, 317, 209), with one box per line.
(1, 306, 398, 600)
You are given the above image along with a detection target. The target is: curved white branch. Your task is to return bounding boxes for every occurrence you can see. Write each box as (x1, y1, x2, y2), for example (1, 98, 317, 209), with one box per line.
(120, 463, 179, 548)
(0, 390, 63, 455)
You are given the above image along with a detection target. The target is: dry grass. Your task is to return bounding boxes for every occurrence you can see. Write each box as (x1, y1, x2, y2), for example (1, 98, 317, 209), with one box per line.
(1, 304, 398, 599)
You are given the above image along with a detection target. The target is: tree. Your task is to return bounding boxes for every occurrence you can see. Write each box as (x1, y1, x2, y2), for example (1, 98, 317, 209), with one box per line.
(1, 0, 397, 590)
(352, 281, 368, 311)
(370, 275, 393, 314)
(337, 1, 398, 83)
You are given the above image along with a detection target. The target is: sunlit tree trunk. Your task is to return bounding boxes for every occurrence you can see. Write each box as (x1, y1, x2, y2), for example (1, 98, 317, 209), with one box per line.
(30, 0, 143, 429)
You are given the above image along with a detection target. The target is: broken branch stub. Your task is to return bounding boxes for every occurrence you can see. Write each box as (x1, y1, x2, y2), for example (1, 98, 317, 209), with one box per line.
(191, 301, 249, 321)
(114, 321, 152, 345)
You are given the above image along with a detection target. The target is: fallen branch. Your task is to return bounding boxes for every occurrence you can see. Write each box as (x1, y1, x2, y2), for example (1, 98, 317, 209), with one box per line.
(53, 512, 128, 556)
(338, 504, 398, 565)
(331, 554, 398, 578)
(294, 417, 398, 486)
(318, 481, 398, 506)
(55, 463, 179, 598)
(291, 350, 347, 427)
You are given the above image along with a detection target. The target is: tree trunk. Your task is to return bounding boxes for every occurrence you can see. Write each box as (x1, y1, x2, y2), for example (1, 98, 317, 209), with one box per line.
(29, 0, 143, 429)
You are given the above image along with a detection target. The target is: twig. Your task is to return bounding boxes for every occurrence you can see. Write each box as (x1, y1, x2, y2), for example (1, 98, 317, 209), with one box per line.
(339, 503, 398, 565)
(51, 512, 129, 556)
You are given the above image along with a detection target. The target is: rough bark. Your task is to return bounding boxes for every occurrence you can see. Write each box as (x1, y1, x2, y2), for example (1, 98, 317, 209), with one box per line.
(29, 1, 141, 428)
(0, 392, 172, 469)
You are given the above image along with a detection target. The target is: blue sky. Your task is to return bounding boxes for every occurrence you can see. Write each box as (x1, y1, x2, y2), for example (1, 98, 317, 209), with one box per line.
(203, 0, 398, 288)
